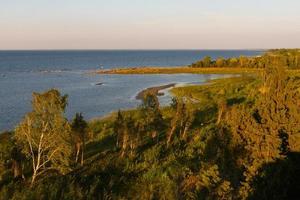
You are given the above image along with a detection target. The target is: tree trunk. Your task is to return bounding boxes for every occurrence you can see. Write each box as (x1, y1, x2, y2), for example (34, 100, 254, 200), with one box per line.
(31, 169, 38, 187)
(116, 137, 119, 148)
(80, 141, 85, 166)
(167, 125, 177, 146)
(217, 109, 223, 125)
(31, 133, 43, 187)
(121, 134, 128, 157)
(130, 141, 134, 157)
(75, 143, 81, 163)
(182, 124, 189, 140)
(12, 160, 23, 178)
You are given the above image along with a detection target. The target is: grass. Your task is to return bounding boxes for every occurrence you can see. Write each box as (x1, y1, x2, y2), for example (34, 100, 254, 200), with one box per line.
(0, 73, 268, 199)
(87, 75, 258, 150)
(80, 75, 259, 177)
(170, 75, 258, 105)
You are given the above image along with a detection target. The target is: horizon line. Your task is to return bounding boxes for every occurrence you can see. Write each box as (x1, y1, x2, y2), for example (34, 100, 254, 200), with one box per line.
(0, 48, 269, 51)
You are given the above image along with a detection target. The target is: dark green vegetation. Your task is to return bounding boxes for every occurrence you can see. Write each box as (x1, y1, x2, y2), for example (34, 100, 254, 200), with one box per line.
(97, 49, 300, 75)
(190, 49, 300, 69)
(1, 51, 300, 199)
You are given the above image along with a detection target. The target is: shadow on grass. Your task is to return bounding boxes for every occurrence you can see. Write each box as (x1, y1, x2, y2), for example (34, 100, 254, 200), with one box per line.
(85, 134, 116, 159)
(192, 106, 218, 128)
(227, 97, 246, 106)
(250, 152, 300, 200)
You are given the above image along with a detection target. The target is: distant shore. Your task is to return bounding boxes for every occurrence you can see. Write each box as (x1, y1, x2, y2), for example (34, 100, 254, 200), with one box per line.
(96, 66, 262, 75)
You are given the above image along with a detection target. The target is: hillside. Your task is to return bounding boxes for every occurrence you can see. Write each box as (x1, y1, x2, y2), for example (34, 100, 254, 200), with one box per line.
(1, 64, 300, 199)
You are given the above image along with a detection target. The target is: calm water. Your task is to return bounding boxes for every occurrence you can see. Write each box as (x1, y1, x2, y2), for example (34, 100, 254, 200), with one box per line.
(0, 50, 263, 131)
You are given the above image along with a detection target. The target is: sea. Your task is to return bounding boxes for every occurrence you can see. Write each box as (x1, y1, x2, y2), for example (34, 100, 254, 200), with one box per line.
(0, 50, 263, 131)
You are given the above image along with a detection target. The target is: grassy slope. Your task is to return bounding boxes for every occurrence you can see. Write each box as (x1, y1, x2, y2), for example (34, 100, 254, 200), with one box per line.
(86, 75, 256, 150)
(0, 75, 261, 199)
(61, 75, 257, 197)
(8, 71, 297, 200)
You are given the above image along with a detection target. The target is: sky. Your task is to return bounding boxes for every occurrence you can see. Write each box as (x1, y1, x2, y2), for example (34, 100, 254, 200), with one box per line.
(0, 0, 300, 50)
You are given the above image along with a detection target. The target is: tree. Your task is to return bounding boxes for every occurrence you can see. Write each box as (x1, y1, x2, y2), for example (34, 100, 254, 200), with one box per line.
(14, 89, 72, 186)
(121, 115, 136, 157)
(114, 111, 139, 157)
(114, 110, 125, 149)
(113, 93, 164, 157)
(216, 57, 226, 67)
(71, 113, 88, 166)
(239, 56, 249, 68)
(190, 49, 300, 70)
(139, 92, 164, 141)
(125, 116, 139, 157)
(10, 145, 25, 179)
(216, 98, 227, 125)
(167, 98, 182, 146)
(167, 98, 194, 146)
(202, 56, 212, 67)
(228, 58, 239, 67)
(0, 132, 24, 180)
(225, 66, 300, 198)
(181, 164, 233, 200)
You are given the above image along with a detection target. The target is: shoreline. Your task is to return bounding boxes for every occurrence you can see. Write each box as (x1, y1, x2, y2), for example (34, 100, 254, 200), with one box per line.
(96, 66, 262, 75)
(136, 83, 176, 100)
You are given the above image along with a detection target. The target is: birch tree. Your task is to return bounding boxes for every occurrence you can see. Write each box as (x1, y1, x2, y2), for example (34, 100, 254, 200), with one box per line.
(15, 89, 72, 186)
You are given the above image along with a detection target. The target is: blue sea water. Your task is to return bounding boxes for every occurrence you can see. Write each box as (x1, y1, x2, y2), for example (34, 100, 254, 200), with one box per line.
(0, 50, 263, 131)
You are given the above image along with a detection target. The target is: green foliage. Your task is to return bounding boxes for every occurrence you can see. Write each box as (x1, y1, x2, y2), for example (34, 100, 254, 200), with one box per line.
(71, 113, 88, 138)
(139, 92, 165, 135)
(225, 66, 300, 199)
(14, 89, 72, 185)
(129, 170, 178, 200)
(182, 164, 233, 200)
(2, 63, 300, 199)
(71, 113, 88, 165)
(190, 49, 300, 69)
(167, 98, 195, 146)
(0, 132, 16, 181)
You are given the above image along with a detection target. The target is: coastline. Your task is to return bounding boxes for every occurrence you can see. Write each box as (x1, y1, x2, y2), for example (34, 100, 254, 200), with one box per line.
(96, 66, 262, 75)
(136, 83, 176, 100)
(89, 77, 221, 124)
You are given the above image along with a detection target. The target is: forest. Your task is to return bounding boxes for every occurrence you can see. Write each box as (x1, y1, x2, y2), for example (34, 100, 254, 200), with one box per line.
(190, 49, 300, 69)
(1, 50, 300, 199)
